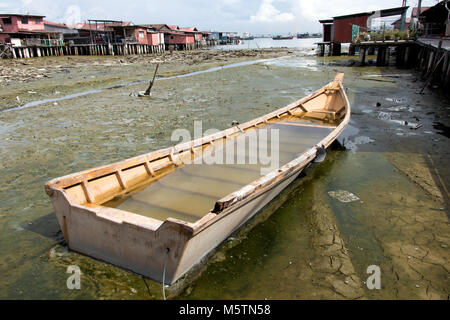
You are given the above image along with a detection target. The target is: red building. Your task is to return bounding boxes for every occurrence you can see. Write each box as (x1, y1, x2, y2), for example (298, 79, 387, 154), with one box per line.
(67, 21, 132, 44)
(165, 30, 195, 45)
(0, 14, 61, 46)
(142, 24, 196, 49)
(319, 6, 409, 44)
(318, 19, 333, 42)
(333, 12, 373, 43)
(146, 31, 164, 46)
(111, 25, 154, 45)
(179, 27, 203, 41)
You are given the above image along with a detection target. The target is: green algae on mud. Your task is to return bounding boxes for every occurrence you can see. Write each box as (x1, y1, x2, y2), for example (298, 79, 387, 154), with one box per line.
(0, 49, 292, 112)
(177, 151, 449, 300)
(176, 150, 364, 300)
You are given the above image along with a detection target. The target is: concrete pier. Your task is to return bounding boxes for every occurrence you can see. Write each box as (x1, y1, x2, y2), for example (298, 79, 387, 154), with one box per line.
(316, 41, 342, 57)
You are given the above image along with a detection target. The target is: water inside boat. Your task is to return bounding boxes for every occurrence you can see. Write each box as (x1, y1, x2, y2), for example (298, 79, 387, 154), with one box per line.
(104, 120, 334, 222)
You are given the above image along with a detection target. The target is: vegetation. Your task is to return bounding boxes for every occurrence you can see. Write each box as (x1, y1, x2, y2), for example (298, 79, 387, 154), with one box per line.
(352, 29, 416, 43)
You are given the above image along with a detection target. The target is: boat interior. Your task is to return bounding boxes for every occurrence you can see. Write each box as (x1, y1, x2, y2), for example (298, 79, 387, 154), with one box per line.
(104, 121, 335, 223)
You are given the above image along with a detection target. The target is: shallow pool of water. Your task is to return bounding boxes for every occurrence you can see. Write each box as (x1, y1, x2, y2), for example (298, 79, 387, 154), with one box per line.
(105, 123, 333, 222)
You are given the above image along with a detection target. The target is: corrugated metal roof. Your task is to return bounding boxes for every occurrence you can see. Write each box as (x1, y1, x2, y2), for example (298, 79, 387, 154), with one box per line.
(329, 6, 409, 21)
(179, 27, 198, 32)
(43, 21, 69, 28)
(140, 24, 171, 31)
(68, 21, 132, 31)
(1, 30, 60, 35)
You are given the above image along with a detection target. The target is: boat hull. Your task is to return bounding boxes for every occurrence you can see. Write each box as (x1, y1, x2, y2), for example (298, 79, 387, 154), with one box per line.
(46, 73, 350, 285)
(172, 166, 304, 282)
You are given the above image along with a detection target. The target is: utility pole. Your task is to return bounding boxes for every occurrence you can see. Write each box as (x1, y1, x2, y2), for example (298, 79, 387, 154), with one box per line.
(400, 0, 407, 31)
(417, 0, 422, 19)
(444, 0, 450, 36)
(415, 0, 422, 33)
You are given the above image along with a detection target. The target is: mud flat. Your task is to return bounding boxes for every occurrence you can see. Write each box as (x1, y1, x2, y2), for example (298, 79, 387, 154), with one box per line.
(0, 49, 292, 111)
(0, 48, 448, 299)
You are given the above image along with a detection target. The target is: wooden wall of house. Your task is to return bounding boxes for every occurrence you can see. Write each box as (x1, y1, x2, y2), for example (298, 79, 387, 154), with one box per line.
(147, 32, 160, 46)
(333, 15, 368, 43)
(0, 15, 45, 33)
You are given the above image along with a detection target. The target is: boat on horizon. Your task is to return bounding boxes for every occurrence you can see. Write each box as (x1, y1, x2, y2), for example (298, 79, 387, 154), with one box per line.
(45, 73, 350, 285)
(272, 35, 294, 40)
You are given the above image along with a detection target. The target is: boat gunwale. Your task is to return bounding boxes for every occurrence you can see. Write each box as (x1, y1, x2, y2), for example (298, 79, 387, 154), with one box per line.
(45, 73, 349, 236)
(190, 77, 351, 235)
(44, 85, 327, 191)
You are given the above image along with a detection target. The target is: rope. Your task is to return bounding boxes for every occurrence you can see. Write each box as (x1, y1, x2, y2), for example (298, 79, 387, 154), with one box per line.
(162, 248, 170, 300)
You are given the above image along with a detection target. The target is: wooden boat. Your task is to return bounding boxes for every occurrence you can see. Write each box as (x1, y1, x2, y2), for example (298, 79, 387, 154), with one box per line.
(273, 35, 294, 40)
(45, 73, 350, 285)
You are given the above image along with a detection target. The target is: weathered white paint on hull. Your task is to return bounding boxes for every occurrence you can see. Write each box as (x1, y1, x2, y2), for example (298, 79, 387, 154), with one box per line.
(50, 166, 303, 284)
(171, 167, 303, 283)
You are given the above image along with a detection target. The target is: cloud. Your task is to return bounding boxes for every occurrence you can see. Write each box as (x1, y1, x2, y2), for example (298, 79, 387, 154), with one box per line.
(221, 0, 240, 4)
(62, 5, 81, 25)
(250, 0, 294, 23)
(0, 0, 440, 33)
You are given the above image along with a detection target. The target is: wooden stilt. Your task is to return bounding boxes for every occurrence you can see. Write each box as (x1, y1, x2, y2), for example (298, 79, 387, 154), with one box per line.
(360, 46, 367, 66)
(376, 47, 385, 66)
(349, 44, 355, 56)
(384, 47, 390, 66)
(441, 52, 449, 83)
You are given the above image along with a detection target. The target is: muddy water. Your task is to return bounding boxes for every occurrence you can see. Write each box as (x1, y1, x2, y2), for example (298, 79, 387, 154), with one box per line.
(178, 150, 448, 300)
(0, 51, 448, 299)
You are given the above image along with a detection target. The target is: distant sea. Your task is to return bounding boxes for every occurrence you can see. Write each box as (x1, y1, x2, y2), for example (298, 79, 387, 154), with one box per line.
(213, 37, 321, 51)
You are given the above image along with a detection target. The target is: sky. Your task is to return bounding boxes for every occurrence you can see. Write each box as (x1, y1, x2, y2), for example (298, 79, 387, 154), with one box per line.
(0, 0, 441, 34)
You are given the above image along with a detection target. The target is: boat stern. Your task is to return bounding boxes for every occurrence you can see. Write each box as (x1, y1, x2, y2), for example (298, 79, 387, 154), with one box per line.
(45, 184, 195, 284)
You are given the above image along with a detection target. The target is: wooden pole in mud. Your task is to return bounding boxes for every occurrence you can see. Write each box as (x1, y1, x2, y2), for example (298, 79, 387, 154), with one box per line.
(143, 64, 160, 96)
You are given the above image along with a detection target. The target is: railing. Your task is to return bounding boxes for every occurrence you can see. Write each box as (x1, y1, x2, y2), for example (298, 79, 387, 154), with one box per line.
(24, 38, 41, 46)
(24, 38, 63, 47)
(40, 39, 63, 47)
(352, 29, 417, 43)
